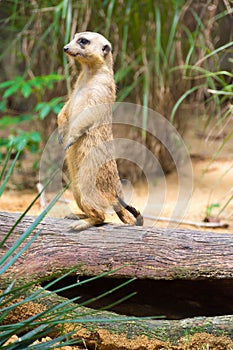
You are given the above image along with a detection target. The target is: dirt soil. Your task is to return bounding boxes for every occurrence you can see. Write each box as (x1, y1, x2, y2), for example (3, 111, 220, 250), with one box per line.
(3, 330, 233, 349)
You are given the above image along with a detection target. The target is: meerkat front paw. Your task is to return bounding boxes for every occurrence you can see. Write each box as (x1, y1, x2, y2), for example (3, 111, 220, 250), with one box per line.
(64, 134, 81, 150)
(58, 124, 68, 144)
(64, 138, 75, 150)
(58, 133, 64, 144)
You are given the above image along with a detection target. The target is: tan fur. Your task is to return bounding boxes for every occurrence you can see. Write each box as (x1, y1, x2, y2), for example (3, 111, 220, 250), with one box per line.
(57, 31, 143, 230)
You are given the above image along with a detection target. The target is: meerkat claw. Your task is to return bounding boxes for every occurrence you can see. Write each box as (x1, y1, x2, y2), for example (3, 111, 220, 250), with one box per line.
(64, 141, 74, 151)
(58, 133, 64, 144)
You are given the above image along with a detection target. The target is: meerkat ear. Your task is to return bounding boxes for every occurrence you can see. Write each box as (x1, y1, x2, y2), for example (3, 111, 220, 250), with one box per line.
(102, 44, 111, 57)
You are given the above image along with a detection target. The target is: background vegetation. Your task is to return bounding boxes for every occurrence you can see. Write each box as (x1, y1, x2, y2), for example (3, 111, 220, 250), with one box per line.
(0, 0, 232, 205)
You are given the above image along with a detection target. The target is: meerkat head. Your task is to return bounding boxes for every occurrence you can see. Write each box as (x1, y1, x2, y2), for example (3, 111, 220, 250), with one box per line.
(64, 31, 113, 68)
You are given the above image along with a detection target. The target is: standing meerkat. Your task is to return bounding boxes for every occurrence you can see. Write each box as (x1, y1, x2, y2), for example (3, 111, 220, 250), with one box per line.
(57, 31, 143, 230)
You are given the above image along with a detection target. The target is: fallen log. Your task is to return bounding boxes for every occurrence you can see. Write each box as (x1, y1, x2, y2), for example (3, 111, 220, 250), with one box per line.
(1, 211, 233, 344)
(1, 211, 233, 282)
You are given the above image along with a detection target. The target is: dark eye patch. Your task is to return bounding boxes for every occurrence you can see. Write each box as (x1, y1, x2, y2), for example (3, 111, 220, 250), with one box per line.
(77, 38, 90, 46)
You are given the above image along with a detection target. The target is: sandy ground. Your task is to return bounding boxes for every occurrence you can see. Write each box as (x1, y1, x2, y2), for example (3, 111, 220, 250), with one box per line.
(1, 115, 233, 232)
(1, 158, 232, 233)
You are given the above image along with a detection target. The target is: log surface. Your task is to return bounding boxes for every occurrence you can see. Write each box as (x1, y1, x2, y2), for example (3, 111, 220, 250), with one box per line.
(1, 211, 233, 281)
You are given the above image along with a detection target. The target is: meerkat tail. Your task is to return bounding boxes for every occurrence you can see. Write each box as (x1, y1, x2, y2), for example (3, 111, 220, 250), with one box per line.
(115, 195, 143, 226)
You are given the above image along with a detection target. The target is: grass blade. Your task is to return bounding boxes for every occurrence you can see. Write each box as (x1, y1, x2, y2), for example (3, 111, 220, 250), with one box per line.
(105, 0, 115, 38)
(81, 277, 136, 307)
(0, 230, 41, 275)
(0, 169, 61, 248)
(170, 85, 203, 123)
(0, 148, 23, 196)
(195, 41, 233, 66)
(0, 147, 13, 182)
(0, 183, 69, 267)
(218, 193, 233, 217)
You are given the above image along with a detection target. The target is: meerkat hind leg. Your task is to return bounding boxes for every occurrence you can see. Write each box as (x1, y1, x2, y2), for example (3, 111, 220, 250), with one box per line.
(65, 213, 88, 220)
(69, 218, 104, 231)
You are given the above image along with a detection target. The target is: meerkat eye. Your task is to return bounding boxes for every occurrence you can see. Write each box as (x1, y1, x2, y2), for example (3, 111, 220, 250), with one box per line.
(78, 38, 90, 46)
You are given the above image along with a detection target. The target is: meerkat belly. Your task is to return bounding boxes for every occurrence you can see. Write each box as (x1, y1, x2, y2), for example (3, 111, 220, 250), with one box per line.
(67, 128, 119, 202)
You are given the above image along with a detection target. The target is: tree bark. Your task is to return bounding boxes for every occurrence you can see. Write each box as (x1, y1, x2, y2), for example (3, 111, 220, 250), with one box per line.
(1, 211, 233, 282)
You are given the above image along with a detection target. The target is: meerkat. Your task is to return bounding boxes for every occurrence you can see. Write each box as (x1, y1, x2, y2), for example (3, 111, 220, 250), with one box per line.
(57, 31, 143, 230)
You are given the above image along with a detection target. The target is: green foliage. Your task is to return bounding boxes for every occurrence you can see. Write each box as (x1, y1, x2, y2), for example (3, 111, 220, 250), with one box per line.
(0, 115, 32, 129)
(35, 97, 64, 119)
(9, 131, 41, 152)
(0, 74, 64, 158)
(170, 50, 233, 123)
(1, 0, 231, 115)
(0, 75, 64, 99)
(1, 1, 232, 111)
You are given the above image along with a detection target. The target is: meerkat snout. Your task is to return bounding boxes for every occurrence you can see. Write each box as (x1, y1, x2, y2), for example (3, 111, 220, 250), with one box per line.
(64, 46, 69, 52)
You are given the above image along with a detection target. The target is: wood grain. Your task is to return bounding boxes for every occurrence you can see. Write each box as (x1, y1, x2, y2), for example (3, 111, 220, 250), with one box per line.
(1, 211, 233, 282)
